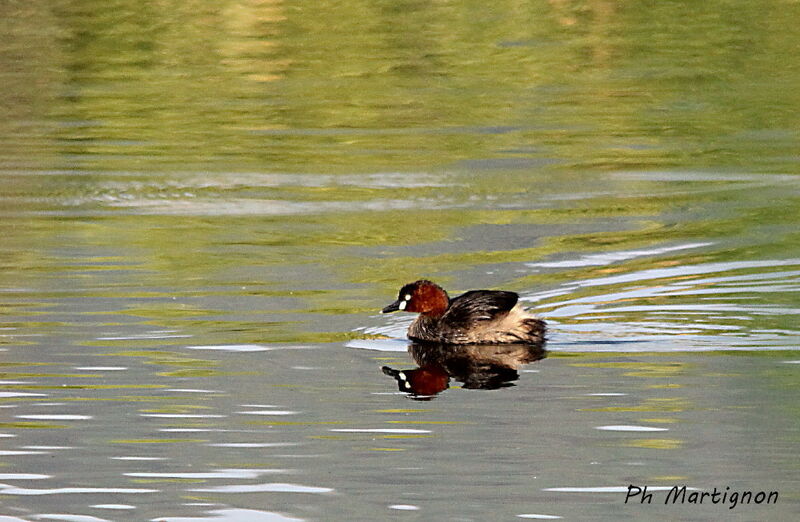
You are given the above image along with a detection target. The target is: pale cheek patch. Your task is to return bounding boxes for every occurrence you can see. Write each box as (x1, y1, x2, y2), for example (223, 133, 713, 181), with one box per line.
(398, 300, 407, 311)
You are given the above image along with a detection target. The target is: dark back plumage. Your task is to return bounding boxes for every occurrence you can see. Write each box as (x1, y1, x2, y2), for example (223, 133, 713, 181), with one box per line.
(442, 290, 519, 326)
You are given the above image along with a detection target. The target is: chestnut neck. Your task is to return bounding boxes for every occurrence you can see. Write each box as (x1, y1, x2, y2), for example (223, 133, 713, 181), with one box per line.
(414, 283, 449, 317)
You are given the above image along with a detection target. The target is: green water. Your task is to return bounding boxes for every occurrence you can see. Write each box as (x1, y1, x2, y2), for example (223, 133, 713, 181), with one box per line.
(1, 1, 799, 520)
(4, 0, 800, 174)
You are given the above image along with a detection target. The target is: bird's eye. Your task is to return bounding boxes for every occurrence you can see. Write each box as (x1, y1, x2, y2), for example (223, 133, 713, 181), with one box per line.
(404, 294, 412, 300)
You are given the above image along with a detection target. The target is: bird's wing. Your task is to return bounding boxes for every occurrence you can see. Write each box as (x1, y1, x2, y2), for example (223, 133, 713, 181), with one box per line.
(442, 290, 519, 327)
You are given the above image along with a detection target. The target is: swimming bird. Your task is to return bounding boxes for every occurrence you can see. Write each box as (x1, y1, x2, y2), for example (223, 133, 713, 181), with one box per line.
(381, 280, 546, 344)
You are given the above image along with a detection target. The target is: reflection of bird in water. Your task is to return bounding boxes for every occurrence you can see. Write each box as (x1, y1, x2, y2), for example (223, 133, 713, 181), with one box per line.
(382, 342, 547, 398)
(382, 365, 450, 398)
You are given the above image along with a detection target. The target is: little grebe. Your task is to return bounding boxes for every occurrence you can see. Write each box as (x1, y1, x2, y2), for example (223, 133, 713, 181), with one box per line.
(381, 280, 546, 344)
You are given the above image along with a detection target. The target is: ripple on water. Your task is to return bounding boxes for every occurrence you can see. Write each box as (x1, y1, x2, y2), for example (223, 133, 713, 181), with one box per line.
(525, 257, 800, 352)
(97, 334, 192, 341)
(345, 339, 412, 352)
(389, 504, 420, 511)
(15, 415, 91, 421)
(30, 513, 111, 522)
(329, 428, 431, 434)
(166, 389, 224, 393)
(151, 508, 304, 522)
(187, 483, 333, 494)
(140, 414, 226, 419)
(73, 367, 127, 371)
(236, 410, 297, 416)
(595, 425, 669, 432)
(110, 456, 166, 461)
(526, 242, 713, 268)
(184, 344, 272, 352)
(124, 469, 286, 479)
(207, 443, 298, 448)
(0, 484, 158, 495)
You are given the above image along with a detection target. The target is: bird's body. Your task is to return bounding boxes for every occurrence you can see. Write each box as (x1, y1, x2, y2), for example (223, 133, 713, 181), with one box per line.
(382, 280, 546, 345)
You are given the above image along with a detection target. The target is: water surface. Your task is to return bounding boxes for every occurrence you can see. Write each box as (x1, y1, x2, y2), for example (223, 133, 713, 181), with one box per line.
(1, 1, 799, 520)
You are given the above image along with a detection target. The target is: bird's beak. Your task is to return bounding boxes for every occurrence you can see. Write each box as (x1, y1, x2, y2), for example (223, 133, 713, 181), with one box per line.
(381, 300, 401, 314)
